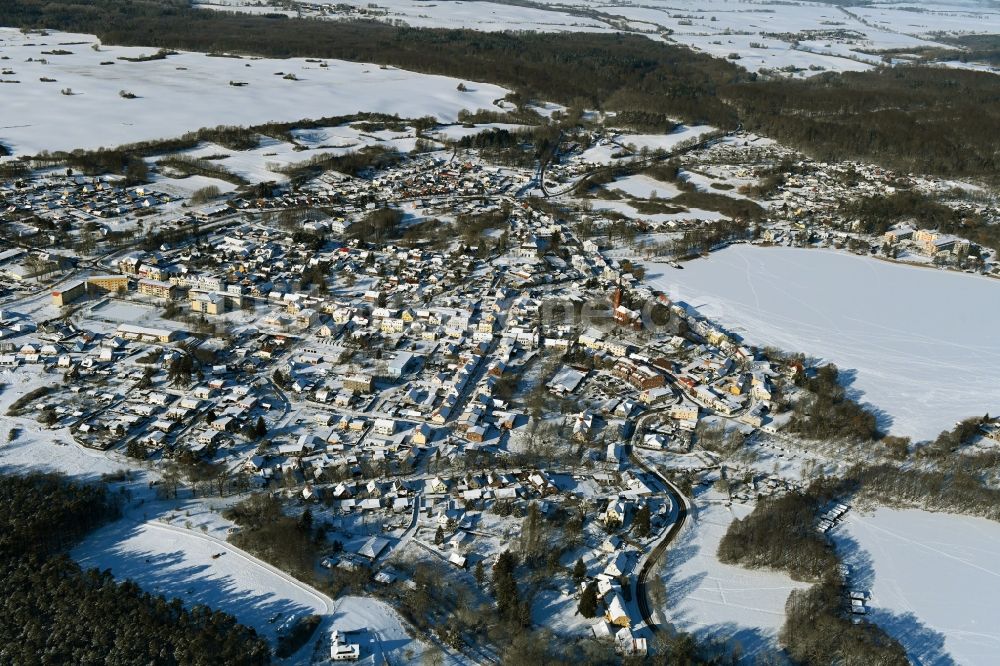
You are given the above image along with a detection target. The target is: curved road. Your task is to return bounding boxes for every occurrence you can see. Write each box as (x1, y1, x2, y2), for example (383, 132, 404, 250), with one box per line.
(631, 450, 689, 633)
(628, 401, 691, 633)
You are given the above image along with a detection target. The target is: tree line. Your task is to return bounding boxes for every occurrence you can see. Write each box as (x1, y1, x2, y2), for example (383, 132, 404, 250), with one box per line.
(0, 472, 270, 665)
(4, 1, 999, 183)
(718, 478, 908, 666)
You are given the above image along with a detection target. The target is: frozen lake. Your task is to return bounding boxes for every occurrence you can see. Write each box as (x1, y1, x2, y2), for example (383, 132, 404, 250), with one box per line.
(647, 245, 1000, 441)
(833, 508, 1000, 665)
(662, 500, 808, 659)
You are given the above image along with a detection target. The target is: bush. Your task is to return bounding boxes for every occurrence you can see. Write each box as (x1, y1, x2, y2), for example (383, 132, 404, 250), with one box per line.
(275, 614, 321, 658)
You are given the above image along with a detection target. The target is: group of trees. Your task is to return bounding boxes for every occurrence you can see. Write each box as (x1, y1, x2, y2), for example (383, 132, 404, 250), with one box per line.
(788, 364, 882, 443)
(0, 473, 270, 665)
(455, 127, 536, 167)
(849, 462, 1000, 524)
(167, 353, 196, 386)
(727, 66, 1000, 184)
(158, 155, 247, 186)
(921, 416, 989, 458)
(781, 576, 908, 666)
(717, 490, 837, 582)
(491, 550, 531, 628)
(349, 206, 404, 244)
(718, 478, 907, 665)
(223, 494, 325, 583)
(276, 145, 402, 184)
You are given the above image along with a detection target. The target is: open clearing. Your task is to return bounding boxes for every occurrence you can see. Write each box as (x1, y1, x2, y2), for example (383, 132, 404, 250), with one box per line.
(647, 245, 1000, 441)
(0, 28, 507, 155)
(73, 520, 330, 646)
(833, 507, 1000, 666)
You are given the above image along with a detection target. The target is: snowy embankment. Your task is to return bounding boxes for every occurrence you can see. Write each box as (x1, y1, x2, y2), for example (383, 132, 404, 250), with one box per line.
(833, 508, 1000, 666)
(0, 28, 508, 155)
(647, 245, 1000, 441)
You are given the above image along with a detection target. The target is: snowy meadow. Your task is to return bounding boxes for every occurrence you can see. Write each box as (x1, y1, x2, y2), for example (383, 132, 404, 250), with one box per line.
(0, 28, 508, 155)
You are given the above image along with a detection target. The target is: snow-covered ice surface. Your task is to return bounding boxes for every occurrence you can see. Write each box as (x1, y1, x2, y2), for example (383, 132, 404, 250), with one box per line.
(609, 174, 682, 200)
(661, 500, 808, 658)
(647, 245, 1000, 441)
(833, 507, 1000, 666)
(0, 29, 508, 155)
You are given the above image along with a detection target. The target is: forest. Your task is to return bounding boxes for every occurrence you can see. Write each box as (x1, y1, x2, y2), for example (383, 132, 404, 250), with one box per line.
(725, 66, 1000, 183)
(2, 1, 999, 183)
(0, 473, 271, 665)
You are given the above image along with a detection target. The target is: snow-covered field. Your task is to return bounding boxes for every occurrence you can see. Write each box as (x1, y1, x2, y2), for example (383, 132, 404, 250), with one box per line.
(198, 0, 1000, 77)
(73, 520, 330, 646)
(833, 507, 1000, 666)
(0, 368, 139, 479)
(0, 28, 507, 155)
(647, 245, 1000, 441)
(580, 125, 717, 165)
(590, 199, 725, 225)
(661, 500, 808, 658)
(200, 0, 611, 32)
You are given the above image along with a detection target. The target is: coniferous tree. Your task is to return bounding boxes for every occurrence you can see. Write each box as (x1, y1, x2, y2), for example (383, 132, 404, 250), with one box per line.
(578, 581, 598, 618)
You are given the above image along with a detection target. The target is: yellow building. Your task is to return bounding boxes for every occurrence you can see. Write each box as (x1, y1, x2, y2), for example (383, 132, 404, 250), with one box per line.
(138, 278, 177, 300)
(86, 275, 129, 294)
(190, 292, 225, 315)
(52, 281, 86, 307)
